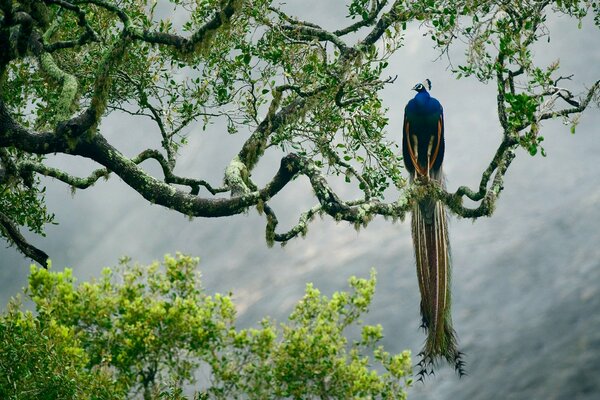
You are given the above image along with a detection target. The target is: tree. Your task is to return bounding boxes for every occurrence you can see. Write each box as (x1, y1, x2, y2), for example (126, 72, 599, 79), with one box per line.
(0, 0, 598, 265)
(0, 253, 412, 399)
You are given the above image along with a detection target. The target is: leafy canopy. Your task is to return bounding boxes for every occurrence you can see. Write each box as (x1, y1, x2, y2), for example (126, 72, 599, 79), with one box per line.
(0, 254, 412, 399)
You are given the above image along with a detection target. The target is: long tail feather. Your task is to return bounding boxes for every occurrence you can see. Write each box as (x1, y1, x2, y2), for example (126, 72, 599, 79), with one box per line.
(411, 183, 465, 378)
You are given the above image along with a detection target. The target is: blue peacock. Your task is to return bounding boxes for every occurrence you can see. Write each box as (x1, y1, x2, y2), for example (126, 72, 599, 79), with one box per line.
(402, 79, 465, 378)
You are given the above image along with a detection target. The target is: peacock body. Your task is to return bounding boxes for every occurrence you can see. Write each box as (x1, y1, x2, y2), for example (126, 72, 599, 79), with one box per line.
(402, 79, 465, 378)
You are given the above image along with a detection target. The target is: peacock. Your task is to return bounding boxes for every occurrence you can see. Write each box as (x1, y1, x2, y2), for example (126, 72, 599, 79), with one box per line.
(402, 79, 465, 378)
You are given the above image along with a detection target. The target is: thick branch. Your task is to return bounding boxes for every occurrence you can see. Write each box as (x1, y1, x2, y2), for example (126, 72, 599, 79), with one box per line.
(2, 99, 285, 213)
(74, 135, 301, 217)
(37, 51, 79, 122)
(0, 100, 70, 152)
(261, 144, 522, 242)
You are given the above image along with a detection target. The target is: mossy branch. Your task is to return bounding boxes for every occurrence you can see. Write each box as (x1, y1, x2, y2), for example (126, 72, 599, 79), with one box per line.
(260, 143, 519, 243)
(38, 52, 78, 123)
(455, 136, 517, 202)
(17, 149, 226, 195)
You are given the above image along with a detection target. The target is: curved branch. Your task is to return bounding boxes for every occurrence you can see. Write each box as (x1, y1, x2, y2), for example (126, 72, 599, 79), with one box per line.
(229, 83, 332, 196)
(134, 149, 227, 195)
(80, 0, 238, 54)
(358, 0, 412, 49)
(334, 0, 389, 37)
(37, 51, 79, 122)
(538, 80, 600, 122)
(43, 0, 99, 52)
(261, 146, 519, 242)
(75, 135, 302, 217)
(18, 159, 109, 189)
(264, 203, 321, 245)
(0, 211, 49, 267)
(444, 146, 516, 218)
(237, 93, 304, 170)
(455, 136, 517, 202)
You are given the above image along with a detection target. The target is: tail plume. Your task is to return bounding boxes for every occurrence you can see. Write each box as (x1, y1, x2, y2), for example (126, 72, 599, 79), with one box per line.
(411, 177, 465, 379)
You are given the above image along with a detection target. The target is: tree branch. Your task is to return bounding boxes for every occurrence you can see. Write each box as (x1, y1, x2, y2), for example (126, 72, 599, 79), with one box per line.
(0, 211, 49, 266)
(73, 134, 302, 217)
(43, 0, 99, 52)
(538, 80, 600, 121)
(78, 0, 238, 54)
(333, 0, 389, 37)
(264, 203, 322, 246)
(455, 136, 517, 202)
(37, 51, 79, 123)
(278, 24, 350, 52)
(358, 0, 411, 50)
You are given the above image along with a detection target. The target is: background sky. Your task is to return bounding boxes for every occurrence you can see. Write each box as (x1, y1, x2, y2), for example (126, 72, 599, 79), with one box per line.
(1, 2, 599, 399)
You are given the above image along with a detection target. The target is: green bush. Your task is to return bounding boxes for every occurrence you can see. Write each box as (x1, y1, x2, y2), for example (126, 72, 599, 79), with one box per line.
(0, 254, 411, 399)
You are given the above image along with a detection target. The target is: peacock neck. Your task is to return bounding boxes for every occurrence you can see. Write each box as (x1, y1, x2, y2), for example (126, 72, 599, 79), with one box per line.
(415, 90, 430, 104)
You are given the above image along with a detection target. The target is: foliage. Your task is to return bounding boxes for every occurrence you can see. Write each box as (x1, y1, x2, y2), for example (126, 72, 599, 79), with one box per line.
(0, 301, 121, 400)
(1, 1, 597, 264)
(0, 254, 412, 399)
(421, 0, 600, 156)
(0, 150, 54, 235)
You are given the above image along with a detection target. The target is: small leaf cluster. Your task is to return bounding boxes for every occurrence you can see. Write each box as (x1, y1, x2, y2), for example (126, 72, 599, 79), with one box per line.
(348, 0, 372, 20)
(0, 149, 55, 236)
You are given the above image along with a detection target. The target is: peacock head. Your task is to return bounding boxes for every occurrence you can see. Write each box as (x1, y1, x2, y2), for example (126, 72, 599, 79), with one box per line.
(412, 79, 432, 93)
